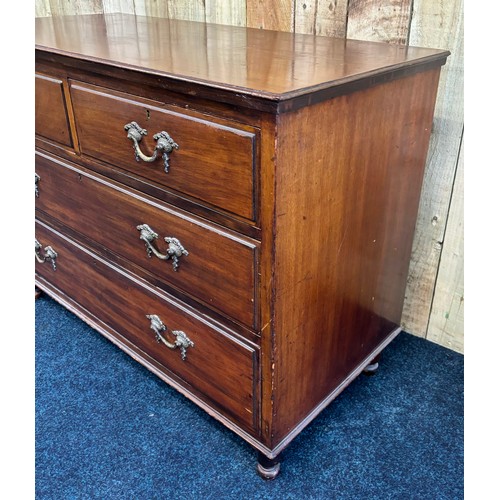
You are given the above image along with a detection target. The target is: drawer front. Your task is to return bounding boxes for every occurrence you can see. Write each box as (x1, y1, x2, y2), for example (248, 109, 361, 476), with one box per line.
(35, 219, 259, 433)
(70, 81, 257, 221)
(35, 152, 258, 329)
(35, 73, 73, 148)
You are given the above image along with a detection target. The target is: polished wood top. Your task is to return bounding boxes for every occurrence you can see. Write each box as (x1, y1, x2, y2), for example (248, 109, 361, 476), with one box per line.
(36, 13, 449, 102)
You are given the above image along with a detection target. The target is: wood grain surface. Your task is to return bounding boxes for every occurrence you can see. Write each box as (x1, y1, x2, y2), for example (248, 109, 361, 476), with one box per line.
(35, 14, 447, 99)
(35, 219, 259, 434)
(35, 0, 464, 356)
(347, 0, 412, 44)
(246, 0, 294, 31)
(426, 134, 464, 352)
(295, 0, 349, 37)
(35, 151, 259, 330)
(270, 67, 441, 444)
(69, 80, 257, 220)
(35, 74, 73, 148)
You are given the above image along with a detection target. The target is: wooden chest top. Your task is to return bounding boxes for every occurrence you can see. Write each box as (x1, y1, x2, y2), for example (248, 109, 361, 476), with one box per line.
(35, 13, 449, 111)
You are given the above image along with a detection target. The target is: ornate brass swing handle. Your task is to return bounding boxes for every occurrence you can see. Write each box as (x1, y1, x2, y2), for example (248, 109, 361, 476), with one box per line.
(137, 223, 188, 271)
(35, 239, 58, 271)
(124, 121, 179, 173)
(146, 314, 194, 361)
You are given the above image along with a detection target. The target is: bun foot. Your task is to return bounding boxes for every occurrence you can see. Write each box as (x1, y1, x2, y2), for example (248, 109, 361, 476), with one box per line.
(257, 452, 281, 480)
(363, 354, 381, 376)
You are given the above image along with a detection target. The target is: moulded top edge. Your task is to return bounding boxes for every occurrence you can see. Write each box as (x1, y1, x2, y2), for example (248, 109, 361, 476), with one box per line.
(35, 13, 450, 102)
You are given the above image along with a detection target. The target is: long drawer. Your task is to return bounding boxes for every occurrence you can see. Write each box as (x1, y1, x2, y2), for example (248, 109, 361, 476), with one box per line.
(35, 219, 259, 433)
(69, 81, 258, 221)
(35, 151, 258, 329)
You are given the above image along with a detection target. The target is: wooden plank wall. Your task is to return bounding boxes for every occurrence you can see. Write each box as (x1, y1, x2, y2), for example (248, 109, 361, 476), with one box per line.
(35, 0, 464, 354)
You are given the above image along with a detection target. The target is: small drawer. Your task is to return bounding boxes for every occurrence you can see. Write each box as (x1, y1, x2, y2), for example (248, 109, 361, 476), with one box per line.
(35, 219, 259, 433)
(35, 73, 73, 148)
(35, 151, 258, 330)
(69, 81, 257, 221)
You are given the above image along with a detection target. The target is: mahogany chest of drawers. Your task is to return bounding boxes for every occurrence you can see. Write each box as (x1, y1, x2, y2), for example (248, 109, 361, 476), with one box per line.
(35, 13, 448, 478)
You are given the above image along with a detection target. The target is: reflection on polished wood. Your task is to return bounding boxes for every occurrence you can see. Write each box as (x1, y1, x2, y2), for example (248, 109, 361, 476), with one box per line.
(35, 13, 447, 99)
(35, 13, 449, 478)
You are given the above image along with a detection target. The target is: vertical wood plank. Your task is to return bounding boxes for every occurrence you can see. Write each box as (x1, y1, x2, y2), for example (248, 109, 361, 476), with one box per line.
(205, 0, 246, 26)
(402, 0, 464, 337)
(143, 0, 175, 19)
(346, 0, 412, 44)
(143, 0, 169, 18)
(48, 0, 104, 16)
(35, 0, 52, 17)
(294, 0, 315, 33)
(102, 0, 136, 14)
(295, 0, 348, 37)
(426, 134, 464, 353)
(143, 0, 206, 22)
(247, 0, 294, 31)
(169, 0, 206, 22)
(132, 0, 146, 16)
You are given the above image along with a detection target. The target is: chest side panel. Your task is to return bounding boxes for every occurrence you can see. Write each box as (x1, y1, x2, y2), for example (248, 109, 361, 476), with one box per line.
(270, 68, 441, 446)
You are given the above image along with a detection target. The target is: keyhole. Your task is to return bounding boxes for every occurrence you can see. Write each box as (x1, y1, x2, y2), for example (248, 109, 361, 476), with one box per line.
(146, 109, 151, 120)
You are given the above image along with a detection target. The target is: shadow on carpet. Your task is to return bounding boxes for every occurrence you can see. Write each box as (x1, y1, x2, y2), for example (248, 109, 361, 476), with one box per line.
(35, 295, 463, 499)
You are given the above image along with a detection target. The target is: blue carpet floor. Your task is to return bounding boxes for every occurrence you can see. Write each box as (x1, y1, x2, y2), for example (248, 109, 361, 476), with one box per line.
(35, 294, 463, 499)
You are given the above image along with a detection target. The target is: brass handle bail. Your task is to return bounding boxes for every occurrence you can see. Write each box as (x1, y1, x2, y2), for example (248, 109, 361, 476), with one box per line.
(35, 239, 58, 271)
(137, 223, 188, 271)
(124, 121, 179, 173)
(146, 314, 194, 361)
